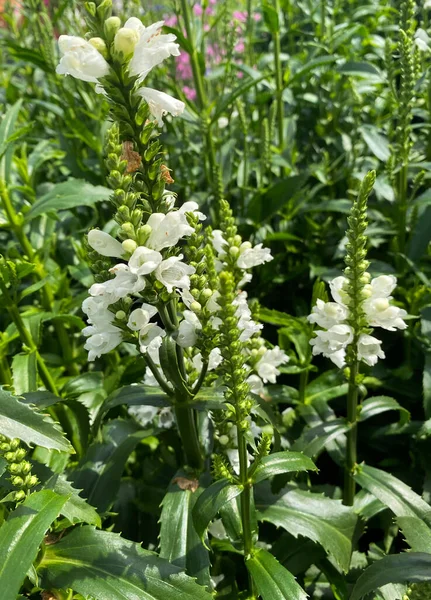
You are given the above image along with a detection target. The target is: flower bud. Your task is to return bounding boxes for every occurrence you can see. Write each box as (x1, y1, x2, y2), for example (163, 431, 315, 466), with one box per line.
(137, 224, 152, 245)
(11, 476, 24, 487)
(122, 239, 138, 254)
(13, 490, 26, 502)
(219, 435, 229, 446)
(120, 222, 135, 236)
(115, 310, 126, 320)
(25, 475, 39, 488)
(229, 246, 240, 258)
(89, 37, 108, 59)
(190, 301, 202, 313)
(233, 235, 242, 245)
(104, 16, 121, 42)
(114, 27, 139, 58)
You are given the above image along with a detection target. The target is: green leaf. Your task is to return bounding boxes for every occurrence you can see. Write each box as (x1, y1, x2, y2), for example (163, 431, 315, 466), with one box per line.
(0, 387, 73, 452)
(247, 174, 308, 222)
(11, 352, 37, 394)
(246, 548, 307, 600)
(337, 61, 383, 80)
(350, 553, 431, 600)
(359, 126, 390, 161)
(304, 370, 348, 404)
(291, 419, 349, 458)
(256, 484, 357, 573)
(408, 206, 431, 261)
(0, 99, 23, 182)
(72, 419, 154, 512)
(44, 473, 101, 527)
(0, 490, 68, 600)
(354, 465, 431, 525)
(159, 476, 210, 587)
(252, 451, 317, 484)
(37, 526, 213, 600)
(26, 179, 111, 220)
(359, 396, 410, 426)
(397, 516, 431, 552)
(192, 478, 243, 545)
(92, 385, 169, 433)
(212, 72, 268, 123)
(262, 1, 279, 32)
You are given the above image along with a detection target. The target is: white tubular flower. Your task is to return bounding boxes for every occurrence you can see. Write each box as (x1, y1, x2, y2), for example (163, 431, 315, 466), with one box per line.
(192, 347, 223, 372)
(415, 28, 431, 52)
(146, 212, 194, 251)
(127, 303, 158, 331)
(309, 324, 354, 368)
(155, 255, 195, 293)
(178, 201, 206, 221)
(357, 334, 385, 366)
(136, 87, 185, 126)
(90, 264, 146, 303)
(139, 323, 165, 353)
(87, 230, 125, 258)
(83, 322, 123, 361)
(237, 243, 273, 269)
(126, 18, 180, 80)
(247, 374, 265, 395)
(368, 275, 397, 299)
(144, 367, 160, 387)
(211, 230, 228, 256)
(329, 276, 349, 306)
(128, 246, 163, 275)
(56, 36, 110, 82)
(308, 299, 348, 329)
(114, 27, 140, 57)
(255, 346, 289, 384)
(82, 295, 111, 319)
(177, 311, 202, 348)
(363, 298, 407, 331)
(158, 407, 175, 428)
(129, 405, 159, 427)
(233, 291, 262, 341)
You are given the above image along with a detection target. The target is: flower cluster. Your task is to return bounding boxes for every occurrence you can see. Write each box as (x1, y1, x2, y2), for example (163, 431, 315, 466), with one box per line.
(308, 274, 407, 368)
(56, 17, 185, 127)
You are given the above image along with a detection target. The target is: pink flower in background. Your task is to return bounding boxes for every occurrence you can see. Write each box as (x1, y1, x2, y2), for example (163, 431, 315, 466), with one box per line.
(193, 4, 203, 16)
(253, 13, 262, 21)
(233, 11, 247, 23)
(164, 15, 178, 27)
(183, 86, 197, 100)
(235, 40, 245, 53)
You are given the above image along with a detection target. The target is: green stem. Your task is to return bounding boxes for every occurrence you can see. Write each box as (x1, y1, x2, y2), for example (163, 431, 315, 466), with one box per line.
(343, 361, 359, 506)
(247, 0, 255, 66)
(397, 162, 408, 257)
(145, 354, 174, 396)
(192, 361, 208, 395)
(273, 0, 284, 151)
(174, 404, 203, 471)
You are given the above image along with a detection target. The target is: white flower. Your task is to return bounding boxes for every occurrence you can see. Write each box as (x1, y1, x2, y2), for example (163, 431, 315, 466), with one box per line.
(237, 243, 273, 269)
(114, 27, 140, 57)
(178, 201, 206, 221)
(255, 346, 289, 383)
(139, 324, 165, 353)
(136, 87, 185, 126)
(233, 291, 262, 341)
(56, 35, 110, 82)
(177, 311, 202, 347)
(192, 347, 223, 372)
(211, 230, 227, 255)
(415, 28, 431, 52)
(310, 324, 354, 368)
(128, 246, 163, 275)
(158, 407, 175, 428)
(144, 366, 160, 386)
(83, 322, 123, 361)
(329, 276, 349, 306)
(363, 297, 407, 331)
(426, 0, 431, 8)
(155, 255, 195, 293)
(308, 299, 348, 329)
(357, 334, 385, 366)
(129, 405, 159, 427)
(82, 295, 111, 319)
(90, 264, 146, 303)
(368, 275, 397, 299)
(247, 374, 264, 395)
(127, 19, 180, 81)
(127, 303, 158, 331)
(146, 212, 194, 251)
(87, 230, 125, 258)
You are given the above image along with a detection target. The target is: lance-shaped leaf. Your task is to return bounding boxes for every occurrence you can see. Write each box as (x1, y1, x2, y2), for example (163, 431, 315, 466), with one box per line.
(251, 451, 317, 484)
(246, 548, 308, 600)
(354, 464, 431, 525)
(72, 419, 155, 512)
(397, 516, 431, 553)
(159, 476, 210, 587)
(44, 473, 101, 527)
(0, 490, 67, 600)
(359, 396, 410, 427)
(255, 483, 357, 573)
(192, 478, 243, 545)
(350, 553, 431, 600)
(291, 419, 349, 458)
(0, 387, 72, 452)
(37, 526, 213, 600)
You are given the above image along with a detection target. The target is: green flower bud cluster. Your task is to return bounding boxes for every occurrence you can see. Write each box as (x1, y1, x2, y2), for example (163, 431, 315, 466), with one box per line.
(405, 582, 431, 600)
(218, 272, 253, 430)
(204, 228, 219, 292)
(212, 453, 236, 483)
(343, 170, 375, 364)
(0, 435, 38, 503)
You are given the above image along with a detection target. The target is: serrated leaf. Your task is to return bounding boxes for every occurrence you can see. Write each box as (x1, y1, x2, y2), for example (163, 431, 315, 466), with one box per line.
(246, 548, 307, 600)
(0, 490, 67, 600)
(192, 478, 243, 545)
(0, 387, 73, 452)
(26, 179, 111, 220)
(359, 396, 410, 426)
(350, 553, 431, 600)
(37, 526, 213, 600)
(44, 473, 101, 527)
(252, 451, 317, 484)
(71, 419, 155, 512)
(291, 419, 349, 458)
(397, 516, 431, 552)
(354, 465, 431, 525)
(159, 476, 210, 587)
(256, 483, 357, 573)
